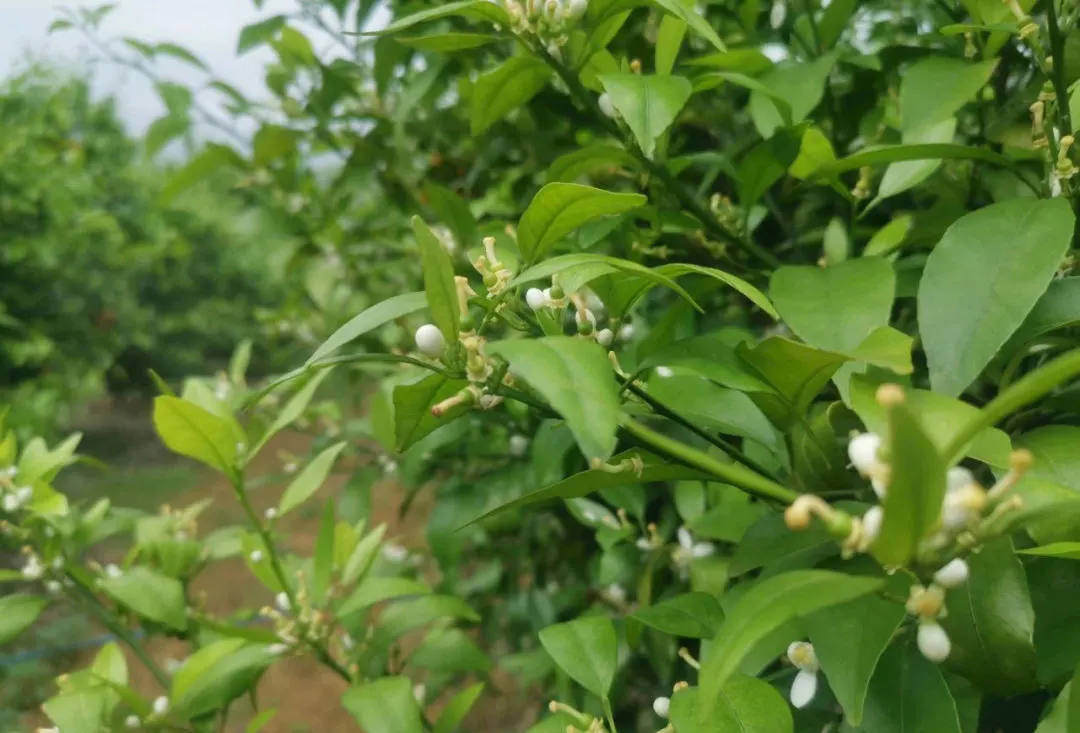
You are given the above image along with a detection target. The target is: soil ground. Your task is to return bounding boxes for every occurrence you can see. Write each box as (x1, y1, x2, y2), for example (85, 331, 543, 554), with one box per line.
(8, 399, 533, 732)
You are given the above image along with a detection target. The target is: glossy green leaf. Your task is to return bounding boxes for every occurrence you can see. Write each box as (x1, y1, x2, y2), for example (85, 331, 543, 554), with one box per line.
(409, 627, 491, 674)
(144, 115, 188, 158)
(338, 576, 431, 616)
(631, 592, 724, 638)
(655, 263, 777, 319)
(808, 143, 1026, 180)
(655, 13, 687, 75)
(873, 402, 945, 565)
(0, 594, 48, 645)
(698, 570, 883, 715)
(424, 182, 477, 251)
(749, 54, 836, 138)
(736, 337, 849, 427)
(1005, 278, 1080, 352)
(373, 595, 480, 643)
(878, 118, 957, 201)
(394, 373, 470, 451)
(367, 0, 508, 35)
(153, 396, 244, 473)
(789, 126, 837, 180)
(278, 442, 347, 515)
(770, 257, 895, 353)
(173, 643, 277, 718)
(99, 566, 187, 630)
(861, 638, 963, 733)
(918, 198, 1074, 396)
(599, 73, 692, 157)
(539, 616, 618, 698)
(342, 523, 387, 585)
(649, 0, 726, 51)
(413, 216, 460, 340)
(471, 56, 553, 136)
(342, 677, 425, 733)
(941, 538, 1038, 696)
(517, 183, 647, 263)
(42, 689, 108, 733)
(487, 337, 620, 461)
(646, 375, 775, 446)
(308, 291, 427, 364)
(864, 214, 914, 257)
(729, 510, 837, 575)
(1020, 542, 1080, 559)
(434, 683, 485, 733)
(514, 254, 698, 310)
(818, 0, 857, 48)
(397, 32, 501, 52)
(237, 15, 285, 53)
(738, 132, 800, 208)
(548, 145, 638, 182)
(253, 369, 333, 455)
(898, 57, 996, 134)
(668, 678, 793, 733)
(805, 592, 906, 725)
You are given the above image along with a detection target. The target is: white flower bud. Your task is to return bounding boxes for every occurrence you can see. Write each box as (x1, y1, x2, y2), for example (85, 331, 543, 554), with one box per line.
(414, 324, 447, 357)
(45, 580, 63, 594)
(596, 328, 614, 346)
(105, 564, 123, 579)
(526, 287, 549, 311)
(125, 715, 141, 729)
(619, 323, 635, 341)
(266, 643, 289, 655)
(786, 641, 818, 672)
(152, 696, 169, 716)
(598, 92, 619, 119)
(946, 466, 976, 494)
(567, 0, 588, 20)
(871, 476, 887, 499)
(862, 506, 884, 545)
(606, 583, 627, 604)
(655, 366, 674, 378)
(275, 592, 290, 613)
(933, 558, 969, 588)
(652, 696, 670, 718)
(917, 622, 951, 662)
(848, 433, 883, 476)
(249, 550, 264, 563)
(264, 507, 278, 520)
(2, 493, 20, 512)
(413, 683, 427, 704)
(15, 486, 32, 503)
(381, 543, 409, 563)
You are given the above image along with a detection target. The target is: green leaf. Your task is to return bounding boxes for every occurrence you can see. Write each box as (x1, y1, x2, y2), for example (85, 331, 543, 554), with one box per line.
(861, 638, 963, 733)
(729, 510, 837, 575)
(397, 32, 500, 52)
(413, 216, 461, 340)
(646, 376, 775, 446)
(898, 57, 997, 134)
(373, 595, 480, 644)
(338, 576, 431, 616)
(749, 54, 836, 138)
(548, 145, 639, 183)
(423, 183, 477, 251)
(342, 523, 387, 585)
(668, 678, 793, 733)
(517, 183, 647, 263)
(471, 56, 553, 136)
(1020, 542, 1080, 559)
(873, 402, 946, 566)
(864, 215, 914, 257)
(153, 396, 244, 473)
(940, 538, 1038, 696)
(736, 337, 849, 427)
(465, 449, 709, 525)
(805, 592, 906, 725)
(818, 0, 856, 48)
(394, 373, 471, 451)
(42, 689, 108, 733)
(697, 570, 882, 716)
(144, 115, 189, 158)
(649, 0, 726, 51)
(343, 677, 425, 733)
(159, 143, 244, 204)
(238, 15, 285, 54)
(598, 73, 692, 157)
(487, 337, 620, 461)
(808, 143, 1026, 181)
(539, 616, 618, 698)
(877, 118, 957, 201)
(434, 683, 485, 733)
(312, 502, 335, 603)
(1005, 278, 1080, 352)
(918, 198, 1075, 396)
(738, 132, 800, 208)
(0, 594, 48, 645)
(788, 126, 837, 180)
(849, 376, 1011, 468)
(368, 0, 508, 35)
(99, 566, 187, 630)
(655, 263, 778, 319)
(770, 257, 895, 353)
(655, 13, 687, 75)
(253, 124, 296, 165)
(409, 627, 491, 674)
(173, 642, 277, 718)
(154, 42, 209, 70)
(308, 292, 427, 364)
(278, 442, 347, 515)
(253, 369, 333, 455)
(631, 592, 724, 638)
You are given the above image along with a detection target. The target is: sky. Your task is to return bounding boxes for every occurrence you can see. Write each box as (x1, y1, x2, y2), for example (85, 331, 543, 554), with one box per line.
(0, 0, 351, 135)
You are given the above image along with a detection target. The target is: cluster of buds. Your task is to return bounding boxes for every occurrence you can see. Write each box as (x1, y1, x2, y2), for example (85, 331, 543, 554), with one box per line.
(709, 194, 745, 237)
(0, 465, 32, 514)
(259, 573, 332, 654)
(547, 699, 608, 732)
(851, 166, 873, 200)
(905, 560, 970, 663)
(500, 0, 588, 51)
(472, 235, 512, 295)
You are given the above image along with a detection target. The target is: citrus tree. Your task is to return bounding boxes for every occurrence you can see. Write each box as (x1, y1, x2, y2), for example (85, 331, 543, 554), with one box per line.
(6, 0, 1080, 732)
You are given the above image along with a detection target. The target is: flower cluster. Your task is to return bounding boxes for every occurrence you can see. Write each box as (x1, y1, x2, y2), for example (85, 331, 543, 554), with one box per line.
(500, 0, 588, 51)
(525, 282, 624, 347)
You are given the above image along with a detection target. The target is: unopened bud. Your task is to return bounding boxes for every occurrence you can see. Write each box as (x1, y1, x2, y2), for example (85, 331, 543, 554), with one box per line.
(875, 383, 905, 407)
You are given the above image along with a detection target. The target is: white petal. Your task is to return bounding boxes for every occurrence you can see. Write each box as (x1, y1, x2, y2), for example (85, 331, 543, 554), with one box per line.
(848, 433, 883, 475)
(934, 558, 969, 589)
(692, 542, 716, 558)
(917, 623, 951, 663)
(871, 476, 887, 499)
(152, 696, 170, 715)
(677, 527, 694, 550)
(275, 592, 290, 613)
(790, 669, 818, 708)
(652, 696, 670, 718)
(655, 366, 674, 378)
(862, 506, 884, 545)
(946, 466, 975, 494)
(526, 288, 549, 311)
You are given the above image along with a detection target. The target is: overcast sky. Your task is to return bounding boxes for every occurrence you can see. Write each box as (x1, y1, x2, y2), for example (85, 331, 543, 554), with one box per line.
(0, 0, 358, 135)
